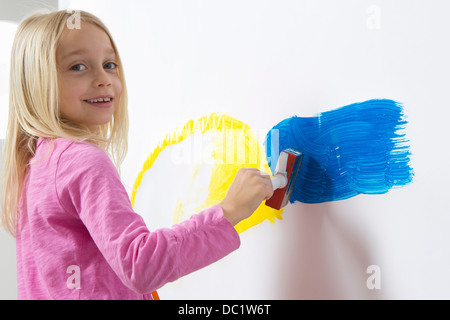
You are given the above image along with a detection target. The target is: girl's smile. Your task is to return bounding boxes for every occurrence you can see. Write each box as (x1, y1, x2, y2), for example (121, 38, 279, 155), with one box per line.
(83, 95, 114, 108)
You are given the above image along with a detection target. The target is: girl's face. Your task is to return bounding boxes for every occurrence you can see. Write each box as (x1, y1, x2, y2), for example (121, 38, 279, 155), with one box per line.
(56, 22, 122, 129)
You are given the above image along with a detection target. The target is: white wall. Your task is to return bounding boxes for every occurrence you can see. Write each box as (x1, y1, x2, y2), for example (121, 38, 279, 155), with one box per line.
(1, 0, 450, 299)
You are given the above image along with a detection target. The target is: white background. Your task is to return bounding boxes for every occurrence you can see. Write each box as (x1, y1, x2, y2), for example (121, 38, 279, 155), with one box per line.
(1, 0, 450, 299)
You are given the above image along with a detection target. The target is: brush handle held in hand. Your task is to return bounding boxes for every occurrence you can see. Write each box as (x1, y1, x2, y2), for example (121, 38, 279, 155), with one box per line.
(270, 151, 289, 190)
(271, 174, 288, 190)
(266, 148, 304, 210)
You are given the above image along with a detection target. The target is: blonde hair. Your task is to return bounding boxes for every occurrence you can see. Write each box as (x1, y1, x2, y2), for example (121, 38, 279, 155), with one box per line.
(0, 10, 129, 237)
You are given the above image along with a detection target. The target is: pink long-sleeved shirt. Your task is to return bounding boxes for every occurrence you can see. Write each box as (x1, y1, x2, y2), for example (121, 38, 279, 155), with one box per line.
(16, 137, 240, 300)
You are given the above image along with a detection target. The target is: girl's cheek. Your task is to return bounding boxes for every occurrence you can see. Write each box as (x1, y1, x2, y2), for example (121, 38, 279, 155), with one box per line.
(115, 80, 123, 96)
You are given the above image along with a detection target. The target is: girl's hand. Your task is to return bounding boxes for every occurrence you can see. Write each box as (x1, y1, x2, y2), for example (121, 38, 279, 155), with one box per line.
(219, 168, 274, 226)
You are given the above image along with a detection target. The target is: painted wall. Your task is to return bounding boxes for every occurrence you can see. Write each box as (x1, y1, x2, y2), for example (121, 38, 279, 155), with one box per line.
(1, 0, 449, 299)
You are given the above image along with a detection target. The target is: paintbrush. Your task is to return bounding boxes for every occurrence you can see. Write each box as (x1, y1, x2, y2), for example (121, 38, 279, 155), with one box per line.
(265, 148, 303, 210)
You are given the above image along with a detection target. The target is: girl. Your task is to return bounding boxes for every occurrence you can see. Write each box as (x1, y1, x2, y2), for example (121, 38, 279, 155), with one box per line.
(0, 10, 273, 300)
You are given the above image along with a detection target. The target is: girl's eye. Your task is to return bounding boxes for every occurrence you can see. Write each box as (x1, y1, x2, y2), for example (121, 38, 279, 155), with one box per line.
(70, 64, 86, 71)
(104, 62, 117, 70)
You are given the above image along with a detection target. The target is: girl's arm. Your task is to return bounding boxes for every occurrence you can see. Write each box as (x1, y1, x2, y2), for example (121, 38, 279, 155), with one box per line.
(56, 143, 243, 294)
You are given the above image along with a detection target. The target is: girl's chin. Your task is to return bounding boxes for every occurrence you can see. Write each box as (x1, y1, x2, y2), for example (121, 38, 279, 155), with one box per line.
(87, 119, 113, 130)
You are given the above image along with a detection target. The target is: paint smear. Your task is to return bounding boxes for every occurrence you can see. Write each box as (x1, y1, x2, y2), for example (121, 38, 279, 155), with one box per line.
(264, 99, 414, 204)
(131, 113, 281, 234)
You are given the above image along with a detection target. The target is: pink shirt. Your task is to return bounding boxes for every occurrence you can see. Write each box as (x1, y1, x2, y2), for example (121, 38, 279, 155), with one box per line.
(16, 137, 240, 300)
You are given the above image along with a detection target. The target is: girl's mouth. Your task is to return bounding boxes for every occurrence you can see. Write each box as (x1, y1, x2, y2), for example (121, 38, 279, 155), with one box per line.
(83, 97, 114, 108)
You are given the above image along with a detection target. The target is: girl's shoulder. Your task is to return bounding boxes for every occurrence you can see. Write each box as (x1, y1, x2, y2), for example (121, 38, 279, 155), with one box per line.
(36, 136, 113, 172)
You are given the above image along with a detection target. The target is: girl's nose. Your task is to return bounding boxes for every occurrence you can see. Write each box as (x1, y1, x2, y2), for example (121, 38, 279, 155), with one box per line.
(93, 70, 112, 87)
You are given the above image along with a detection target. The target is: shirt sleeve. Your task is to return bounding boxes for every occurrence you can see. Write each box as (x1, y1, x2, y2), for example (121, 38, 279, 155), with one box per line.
(55, 142, 240, 294)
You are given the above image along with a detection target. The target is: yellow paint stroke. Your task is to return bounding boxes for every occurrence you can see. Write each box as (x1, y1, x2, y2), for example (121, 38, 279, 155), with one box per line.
(130, 113, 283, 234)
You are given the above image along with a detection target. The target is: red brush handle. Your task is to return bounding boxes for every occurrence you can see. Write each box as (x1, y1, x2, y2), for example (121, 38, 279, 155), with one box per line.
(265, 151, 298, 210)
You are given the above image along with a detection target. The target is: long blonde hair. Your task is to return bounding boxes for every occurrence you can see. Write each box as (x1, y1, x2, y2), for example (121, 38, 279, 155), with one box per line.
(0, 10, 129, 237)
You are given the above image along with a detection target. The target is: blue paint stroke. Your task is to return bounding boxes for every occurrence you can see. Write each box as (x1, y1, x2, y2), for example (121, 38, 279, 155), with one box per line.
(264, 99, 414, 204)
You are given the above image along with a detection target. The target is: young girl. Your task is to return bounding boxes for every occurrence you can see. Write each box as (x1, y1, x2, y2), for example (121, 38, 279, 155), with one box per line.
(0, 10, 273, 300)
